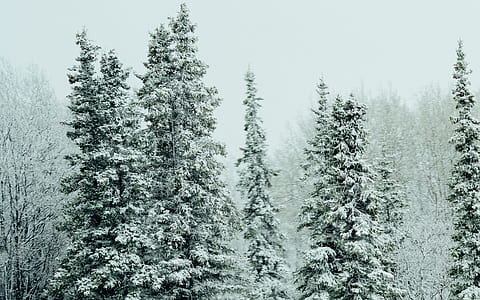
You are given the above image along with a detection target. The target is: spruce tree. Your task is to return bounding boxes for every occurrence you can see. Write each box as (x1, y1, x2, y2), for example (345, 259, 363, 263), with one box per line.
(448, 40, 480, 299)
(297, 93, 401, 299)
(237, 70, 289, 299)
(375, 147, 405, 239)
(296, 79, 333, 300)
(299, 78, 331, 236)
(373, 145, 405, 291)
(49, 32, 152, 299)
(137, 4, 239, 299)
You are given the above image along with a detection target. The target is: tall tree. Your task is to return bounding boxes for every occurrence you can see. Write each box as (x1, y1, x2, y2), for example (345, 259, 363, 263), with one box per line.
(373, 144, 405, 295)
(448, 40, 480, 299)
(137, 4, 239, 299)
(302, 78, 330, 178)
(296, 79, 333, 300)
(48, 31, 151, 299)
(237, 70, 289, 299)
(297, 93, 401, 299)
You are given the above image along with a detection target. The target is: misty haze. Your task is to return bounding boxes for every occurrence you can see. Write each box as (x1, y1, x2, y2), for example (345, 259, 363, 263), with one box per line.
(2, 1, 480, 299)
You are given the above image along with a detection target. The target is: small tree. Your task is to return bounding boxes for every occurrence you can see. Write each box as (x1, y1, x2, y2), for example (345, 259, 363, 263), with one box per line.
(448, 40, 480, 299)
(237, 70, 289, 299)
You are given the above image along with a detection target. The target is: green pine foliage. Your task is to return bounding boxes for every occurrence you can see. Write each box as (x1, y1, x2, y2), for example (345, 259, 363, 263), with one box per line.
(237, 70, 290, 299)
(48, 31, 151, 299)
(373, 146, 406, 294)
(374, 147, 405, 240)
(137, 4, 240, 299)
(302, 78, 330, 179)
(448, 40, 480, 299)
(298, 78, 331, 243)
(296, 79, 334, 300)
(297, 91, 402, 299)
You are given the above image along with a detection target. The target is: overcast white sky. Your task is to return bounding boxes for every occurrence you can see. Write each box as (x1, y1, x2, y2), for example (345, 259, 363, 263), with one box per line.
(2, 1, 480, 157)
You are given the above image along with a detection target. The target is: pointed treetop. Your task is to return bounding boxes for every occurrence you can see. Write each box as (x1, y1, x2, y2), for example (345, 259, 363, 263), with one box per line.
(316, 77, 329, 100)
(453, 39, 474, 110)
(171, 3, 196, 36)
(454, 39, 471, 78)
(75, 28, 92, 46)
(68, 29, 100, 85)
(244, 68, 262, 104)
(448, 39, 480, 299)
(311, 77, 329, 119)
(74, 29, 100, 58)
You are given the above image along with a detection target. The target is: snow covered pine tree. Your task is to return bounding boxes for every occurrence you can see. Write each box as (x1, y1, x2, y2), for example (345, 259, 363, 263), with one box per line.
(137, 4, 239, 299)
(48, 31, 152, 299)
(296, 79, 335, 300)
(237, 70, 290, 299)
(448, 40, 480, 299)
(374, 143, 405, 238)
(297, 91, 402, 299)
(374, 145, 405, 255)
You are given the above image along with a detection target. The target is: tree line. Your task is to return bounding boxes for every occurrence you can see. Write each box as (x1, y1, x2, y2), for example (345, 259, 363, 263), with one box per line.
(1, 3, 480, 300)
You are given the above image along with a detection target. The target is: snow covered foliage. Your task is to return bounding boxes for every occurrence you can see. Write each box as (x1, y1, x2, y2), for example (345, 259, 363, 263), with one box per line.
(0, 61, 67, 300)
(136, 4, 240, 299)
(366, 88, 454, 299)
(302, 78, 330, 181)
(48, 31, 152, 299)
(374, 147, 405, 258)
(448, 40, 480, 299)
(236, 70, 290, 299)
(373, 140, 405, 237)
(297, 91, 402, 299)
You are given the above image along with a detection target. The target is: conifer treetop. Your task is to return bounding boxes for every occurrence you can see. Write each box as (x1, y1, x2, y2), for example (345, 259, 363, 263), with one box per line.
(448, 40, 480, 300)
(238, 69, 290, 299)
(297, 92, 402, 299)
(452, 40, 474, 111)
(134, 4, 241, 298)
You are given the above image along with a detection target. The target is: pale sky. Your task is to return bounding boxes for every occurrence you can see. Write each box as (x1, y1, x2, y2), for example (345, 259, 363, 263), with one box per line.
(2, 1, 480, 157)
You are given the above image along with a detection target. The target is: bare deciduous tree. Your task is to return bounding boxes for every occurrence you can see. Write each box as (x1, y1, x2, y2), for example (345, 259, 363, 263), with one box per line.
(0, 60, 68, 300)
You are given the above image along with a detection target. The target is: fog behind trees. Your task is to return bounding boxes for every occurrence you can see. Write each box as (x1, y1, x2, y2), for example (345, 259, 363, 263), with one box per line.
(3, 2, 480, 299)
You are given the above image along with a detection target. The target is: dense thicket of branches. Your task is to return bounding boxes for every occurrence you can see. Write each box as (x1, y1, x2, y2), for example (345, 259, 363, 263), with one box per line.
(0, 61, 68, 300)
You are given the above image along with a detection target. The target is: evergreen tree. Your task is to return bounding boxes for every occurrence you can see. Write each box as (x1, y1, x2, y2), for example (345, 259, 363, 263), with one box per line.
(373, 145, 405, 292)
(296, 79, 333, 300)
(302, 78, 330, 177)
(448, 40, 480, 299)
(236, 70, 289, 299)
(374, 146, 405, 240)
(137, 4, 239, 299)
(49, 32, 151, 299)
(298, 78, 331, 245)
(297, 93, 401, 299)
